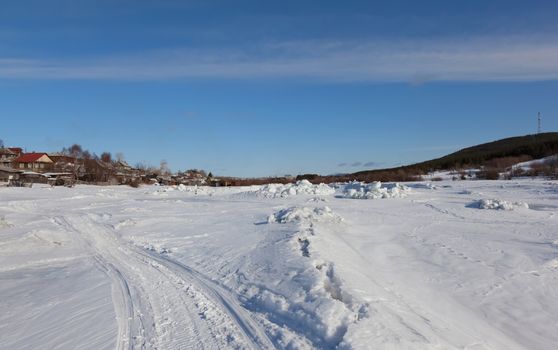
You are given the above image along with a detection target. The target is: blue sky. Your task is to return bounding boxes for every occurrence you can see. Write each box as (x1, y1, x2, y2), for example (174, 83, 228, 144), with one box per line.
(1, 1, 557, 176)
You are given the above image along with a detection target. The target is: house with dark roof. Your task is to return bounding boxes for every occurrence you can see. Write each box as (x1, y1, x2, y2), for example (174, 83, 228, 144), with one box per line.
(12, 153, 54, 173)
(0, 148, 20, 168)
(0, 166, 22, 182)
(8, 147, 22, 155)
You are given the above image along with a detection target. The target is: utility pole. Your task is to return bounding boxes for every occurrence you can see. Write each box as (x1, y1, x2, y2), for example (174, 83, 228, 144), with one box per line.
(537, 112, 542, 134)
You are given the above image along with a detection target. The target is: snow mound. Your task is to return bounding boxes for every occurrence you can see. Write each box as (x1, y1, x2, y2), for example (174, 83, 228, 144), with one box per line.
(472, 199, 529, 210)
(342, 181, 410, 199)
(255, 180, 335, 198)
(241, 205, 366, 348)
(268, 206, 343, 224)
(238, 260, 364, 348)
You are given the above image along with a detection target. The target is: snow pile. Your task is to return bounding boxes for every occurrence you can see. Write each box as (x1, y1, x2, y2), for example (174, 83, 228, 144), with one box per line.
(255, 180, 335, 198)
(473, 199, 529, 210)
(238, 260, 364, 348)
(268, 206, 343, 224)
(342, 181, 410, 199)
(237, 205, 367, 348)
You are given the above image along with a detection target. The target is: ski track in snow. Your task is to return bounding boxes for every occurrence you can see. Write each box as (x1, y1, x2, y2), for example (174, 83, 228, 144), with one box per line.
(50, 214, 273, 350)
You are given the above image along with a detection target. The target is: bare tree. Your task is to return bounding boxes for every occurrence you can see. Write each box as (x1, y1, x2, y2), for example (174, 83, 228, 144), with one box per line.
(159, 159, 170, 175)
(0, 139, 4, 148)
(100, 152, 112, 163)
(68, 144, 83, 158)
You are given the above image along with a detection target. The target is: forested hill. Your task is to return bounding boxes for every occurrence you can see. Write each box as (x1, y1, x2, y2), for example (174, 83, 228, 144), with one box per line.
(398, 132, 558, 172)
(305, 132, 558, 183)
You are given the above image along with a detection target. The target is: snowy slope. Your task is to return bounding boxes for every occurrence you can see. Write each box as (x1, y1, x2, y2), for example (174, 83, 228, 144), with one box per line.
(1, 180, 558, 349)
(512, 155, 558, 171)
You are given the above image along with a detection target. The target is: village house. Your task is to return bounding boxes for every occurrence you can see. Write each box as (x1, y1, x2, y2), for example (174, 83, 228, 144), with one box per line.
(12, 153, 54, 173)
(0, 147, 22, 168)
(0, 166, 22, 183)
(80, 159, 116, 183)
(174, 169, 207, 185)
(49, 152, 76, 166)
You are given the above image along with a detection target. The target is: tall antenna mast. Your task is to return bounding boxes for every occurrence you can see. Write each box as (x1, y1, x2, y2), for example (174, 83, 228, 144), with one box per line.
(537, 112, 542, 134)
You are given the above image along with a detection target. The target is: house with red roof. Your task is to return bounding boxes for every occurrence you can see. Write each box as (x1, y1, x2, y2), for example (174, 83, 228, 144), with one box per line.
(12, 153, 54, 173)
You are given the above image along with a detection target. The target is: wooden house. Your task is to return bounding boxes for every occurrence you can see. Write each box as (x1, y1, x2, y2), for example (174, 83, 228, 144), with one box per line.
(0, 166, 22, 182)
(12, 153, 54, 173)
(0, 148, 20, 168)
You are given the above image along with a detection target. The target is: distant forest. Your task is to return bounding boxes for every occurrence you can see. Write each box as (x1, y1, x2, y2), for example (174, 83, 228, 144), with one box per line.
(299, 132, 558, 183)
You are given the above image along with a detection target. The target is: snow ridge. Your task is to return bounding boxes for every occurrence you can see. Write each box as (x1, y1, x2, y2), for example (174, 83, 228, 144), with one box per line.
(341, 181, 410, 199)
(267, 206, 343, 224)
(236, 206, 368, 348)
(253, 180, 335, 198)
(471, 199, 529, 210)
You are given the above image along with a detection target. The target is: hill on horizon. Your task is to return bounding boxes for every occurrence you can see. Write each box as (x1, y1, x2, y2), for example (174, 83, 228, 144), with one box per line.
(297, 132, 558, 183)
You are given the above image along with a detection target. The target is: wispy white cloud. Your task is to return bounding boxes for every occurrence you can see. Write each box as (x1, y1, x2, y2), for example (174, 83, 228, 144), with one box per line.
(1, 35, 558, 82)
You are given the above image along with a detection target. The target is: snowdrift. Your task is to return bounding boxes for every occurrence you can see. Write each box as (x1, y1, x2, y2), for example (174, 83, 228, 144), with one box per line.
(341, 181, 410, 199)
(251, 206, 368, 348)
(252, 180, 335, 198)
(470, 199, 529, 210)
(268, 206, 343, 224)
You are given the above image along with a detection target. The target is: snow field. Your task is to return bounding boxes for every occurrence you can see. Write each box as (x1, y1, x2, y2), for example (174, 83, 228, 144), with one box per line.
(1, 179, 558, 349)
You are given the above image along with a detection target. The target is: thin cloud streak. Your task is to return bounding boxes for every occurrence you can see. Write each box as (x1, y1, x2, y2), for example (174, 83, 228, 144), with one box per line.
(1, 35, 558, 82)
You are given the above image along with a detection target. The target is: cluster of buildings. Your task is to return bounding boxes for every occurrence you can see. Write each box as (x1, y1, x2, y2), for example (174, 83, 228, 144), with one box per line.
(0, 147, 141, 186)
(0, 146, 212, 187)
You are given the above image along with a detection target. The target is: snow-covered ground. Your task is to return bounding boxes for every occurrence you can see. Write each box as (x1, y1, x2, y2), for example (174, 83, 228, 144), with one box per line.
(1, 179, 558, 349)
(513, 155, 558, 171)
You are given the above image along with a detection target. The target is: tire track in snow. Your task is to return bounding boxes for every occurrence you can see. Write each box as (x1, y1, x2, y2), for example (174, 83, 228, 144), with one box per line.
(91, 257, 135, 350)
(51, 216, 152, 350)
(136, 248, 275, 349)
(54, 214, 273, 349)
